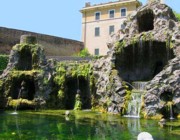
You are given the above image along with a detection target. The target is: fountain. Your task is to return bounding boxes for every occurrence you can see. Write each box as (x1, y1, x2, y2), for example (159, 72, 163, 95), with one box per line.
(11, 81, 27, 115)
(124, 82, 147, 118)
(170, 104, 174, 120)
(167, 102, 174, 120)
(11, 89, 21, 115)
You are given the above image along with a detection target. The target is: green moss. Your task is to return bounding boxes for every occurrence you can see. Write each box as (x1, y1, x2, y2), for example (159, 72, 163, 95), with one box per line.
(9, 70, 41, 79)
(0, 80, 3, 95)
(12, 43, 44, 70)
(8, 98, 36, 108)
(0, 80, 3, 88)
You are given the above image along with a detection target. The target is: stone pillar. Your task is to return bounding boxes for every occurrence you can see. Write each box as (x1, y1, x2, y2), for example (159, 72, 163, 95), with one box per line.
(20, 35, 37, 44)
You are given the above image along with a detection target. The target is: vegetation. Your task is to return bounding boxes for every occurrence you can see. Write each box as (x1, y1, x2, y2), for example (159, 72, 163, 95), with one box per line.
(77, 48, 91, 57)
(174, 11, 180, 21)
(51, 62, 94, 109)
(74, 94, 82, 110)
(8, 98, 36, 108)
(0, 55, 9, 72)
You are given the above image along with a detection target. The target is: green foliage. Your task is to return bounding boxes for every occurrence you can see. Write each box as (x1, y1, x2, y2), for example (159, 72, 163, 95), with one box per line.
(0, 55, 9, 72)
(58, 90, 65, 99)
(121, 89, 132, 115)
(53, 62, 93, 107)
(78, 48, 91, 57)
(174, 11, 180, 21)
(74, 94, 82, 110)
(8, 98, 36, 108)
(115, 40, 126, 54)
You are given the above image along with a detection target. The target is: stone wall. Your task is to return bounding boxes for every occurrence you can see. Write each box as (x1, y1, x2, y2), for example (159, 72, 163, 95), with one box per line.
(0, 27, 84, 56)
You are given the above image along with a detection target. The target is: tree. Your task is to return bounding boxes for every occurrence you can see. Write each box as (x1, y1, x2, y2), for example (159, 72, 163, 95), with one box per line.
(78, 48, 91, 57)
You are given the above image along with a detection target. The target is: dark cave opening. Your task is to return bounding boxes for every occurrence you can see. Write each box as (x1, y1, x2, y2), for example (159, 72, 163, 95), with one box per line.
(65, 77, 91, 110)
(17, 48, 32, 70)
(159, 91, 177, 119)
(153, 61, 163, 77)
(160, 91, 173, 102)
(115, 41, 175, 82)
(10, 77, 35, 100)
(137, 10, 154, 33)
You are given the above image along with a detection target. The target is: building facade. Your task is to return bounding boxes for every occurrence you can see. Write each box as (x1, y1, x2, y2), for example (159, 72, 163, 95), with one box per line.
(80, 0, 141, 55)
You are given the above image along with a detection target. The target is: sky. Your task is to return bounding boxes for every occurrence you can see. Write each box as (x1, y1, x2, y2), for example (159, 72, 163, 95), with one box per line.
(0, 0, 179, 41)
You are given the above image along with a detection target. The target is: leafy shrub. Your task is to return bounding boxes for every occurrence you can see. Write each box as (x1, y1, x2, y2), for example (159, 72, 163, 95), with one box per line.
(78, 48, 91, 57)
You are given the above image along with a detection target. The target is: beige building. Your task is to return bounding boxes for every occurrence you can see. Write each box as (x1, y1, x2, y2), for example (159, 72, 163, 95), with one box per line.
(80, 0, 141, 55)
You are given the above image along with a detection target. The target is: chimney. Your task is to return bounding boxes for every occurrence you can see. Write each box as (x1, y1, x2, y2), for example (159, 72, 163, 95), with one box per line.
(85, 2, 91, 7)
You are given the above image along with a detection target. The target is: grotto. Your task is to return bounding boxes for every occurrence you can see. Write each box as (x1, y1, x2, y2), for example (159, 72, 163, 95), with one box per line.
(0, 1, 179, 120)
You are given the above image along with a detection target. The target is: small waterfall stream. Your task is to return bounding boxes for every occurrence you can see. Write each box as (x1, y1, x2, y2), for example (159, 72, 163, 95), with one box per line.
(11, 88, 22, 115)
(124, 82, 147, 118)
(170, 104, 174, 120)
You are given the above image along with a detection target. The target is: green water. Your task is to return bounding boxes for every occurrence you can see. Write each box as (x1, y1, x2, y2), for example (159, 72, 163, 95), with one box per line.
(0, 110, 179, 140)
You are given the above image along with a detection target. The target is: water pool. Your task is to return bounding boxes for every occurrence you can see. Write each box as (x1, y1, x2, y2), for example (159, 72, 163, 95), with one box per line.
(0, 110, 179, 140)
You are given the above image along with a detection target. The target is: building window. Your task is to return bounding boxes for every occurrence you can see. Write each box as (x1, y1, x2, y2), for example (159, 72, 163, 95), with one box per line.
(109, 25, 114, 35)
(94, 48, 99, 55)
(95, 27, 100, 36)
(121, 24, 125, 29)
(121, 8, 126, 17)
(95, 12, 101, 20)
(109, 10, 115, 18)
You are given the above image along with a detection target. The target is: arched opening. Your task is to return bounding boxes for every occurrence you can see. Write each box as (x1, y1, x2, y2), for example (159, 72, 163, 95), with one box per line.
(159, 91, 177, 119)
(10, 77, 35, 100)
(65, 77, 91, 110)
(17, 48, 32, 70)
(160, 91, 173, 102)
(115, 41, 175, 82)
(137, 10, 154, 33)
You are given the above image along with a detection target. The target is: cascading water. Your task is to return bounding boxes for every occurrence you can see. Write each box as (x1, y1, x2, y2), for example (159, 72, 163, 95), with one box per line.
(11, 88, 22, 115)
(170, 104, 174, 120)
(167, 102, 174, 120)
(124, 81, 147, 118)
(132, 82, 147, 91)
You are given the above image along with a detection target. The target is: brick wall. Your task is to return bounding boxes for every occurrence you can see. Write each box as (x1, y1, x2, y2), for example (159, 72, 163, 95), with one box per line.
(0, 27, 84, 56)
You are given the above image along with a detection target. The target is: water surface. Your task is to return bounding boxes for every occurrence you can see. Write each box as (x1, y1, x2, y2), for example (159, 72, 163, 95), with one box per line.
(0, 110, 179, 140)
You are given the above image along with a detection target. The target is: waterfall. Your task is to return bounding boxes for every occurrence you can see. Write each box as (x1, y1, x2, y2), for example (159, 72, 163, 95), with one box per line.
(132, 82, 147, 91)
(11, 89, 22, 115)
(168, 102, 174, 120)
(124, 81, 147, 118)
(125, 91, 142, 118)
(170, 104, 174, 120)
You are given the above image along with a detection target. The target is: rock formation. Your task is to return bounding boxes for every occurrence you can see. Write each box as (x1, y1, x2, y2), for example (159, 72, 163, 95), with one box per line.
(0, 1, 179, 119)
(93, 1, 180, 118)
(0, 35, 54, 109)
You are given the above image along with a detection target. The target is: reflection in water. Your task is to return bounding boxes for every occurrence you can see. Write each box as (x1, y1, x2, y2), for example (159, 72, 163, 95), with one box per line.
(0, 111, 179, 140)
